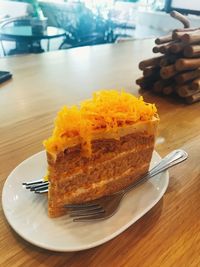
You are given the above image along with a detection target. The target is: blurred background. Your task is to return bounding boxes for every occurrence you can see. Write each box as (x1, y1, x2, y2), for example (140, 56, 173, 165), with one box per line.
(0, 0, 200, 56)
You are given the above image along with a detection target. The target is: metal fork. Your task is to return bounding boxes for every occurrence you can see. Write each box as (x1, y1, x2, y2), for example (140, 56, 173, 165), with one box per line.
(23, 149, 188, 222)
(22, 180, 49, 193)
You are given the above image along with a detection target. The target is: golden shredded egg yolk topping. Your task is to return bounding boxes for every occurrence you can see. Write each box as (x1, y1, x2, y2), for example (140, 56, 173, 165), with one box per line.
(43, 90, 157, 156)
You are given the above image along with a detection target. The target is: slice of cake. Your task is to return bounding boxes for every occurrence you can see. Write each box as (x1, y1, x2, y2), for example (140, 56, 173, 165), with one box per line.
(44, 90, 159, 217)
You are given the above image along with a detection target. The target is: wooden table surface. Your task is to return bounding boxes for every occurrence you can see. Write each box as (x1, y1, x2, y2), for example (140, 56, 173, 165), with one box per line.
(0, 40, 200, 267)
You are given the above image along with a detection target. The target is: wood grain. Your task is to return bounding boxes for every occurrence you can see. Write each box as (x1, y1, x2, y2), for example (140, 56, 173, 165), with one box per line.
(0, 40, 200, 267)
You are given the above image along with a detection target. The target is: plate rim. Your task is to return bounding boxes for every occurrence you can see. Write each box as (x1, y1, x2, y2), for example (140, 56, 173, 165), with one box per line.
(2, 150, 169, 252)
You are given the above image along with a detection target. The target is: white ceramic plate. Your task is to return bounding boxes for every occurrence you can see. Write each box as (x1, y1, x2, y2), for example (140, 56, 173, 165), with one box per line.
(2, 150, 169, 252)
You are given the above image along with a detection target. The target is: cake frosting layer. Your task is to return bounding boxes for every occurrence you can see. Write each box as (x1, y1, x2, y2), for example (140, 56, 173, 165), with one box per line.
(47, 131, 156, 178)
(44, 90, 158, 157)
(48, 162, 149, 217)
(48, 145, 153, 207)
(49, 146, 153, 188)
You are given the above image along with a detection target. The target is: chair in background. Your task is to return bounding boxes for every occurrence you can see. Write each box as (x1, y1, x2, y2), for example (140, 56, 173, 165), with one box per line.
(40, 1, 115, 50)
(0, 17, 40, 56)
(0, 0, 33, 56)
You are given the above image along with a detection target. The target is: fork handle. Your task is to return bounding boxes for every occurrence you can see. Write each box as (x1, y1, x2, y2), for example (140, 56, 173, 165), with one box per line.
(123, 149, 188, 193)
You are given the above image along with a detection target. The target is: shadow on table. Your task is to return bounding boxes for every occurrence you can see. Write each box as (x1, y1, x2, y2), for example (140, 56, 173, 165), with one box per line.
(138, 88, 187, 106)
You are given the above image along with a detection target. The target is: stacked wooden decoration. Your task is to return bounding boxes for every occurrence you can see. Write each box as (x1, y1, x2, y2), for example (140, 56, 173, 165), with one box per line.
(136, 11, 200, 104)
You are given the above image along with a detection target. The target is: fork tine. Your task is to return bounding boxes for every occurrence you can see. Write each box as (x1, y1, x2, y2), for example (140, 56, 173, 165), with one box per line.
(67, 205, 101, 212)
(70, 209, 105, 218)
(69, 207, 104, 216)
(64, 202, 99, 209)
(73, 213, 106, 222)
(34, 188, 48, 194)
(22, 179, 45, 186)
(29, 183, 49, 191)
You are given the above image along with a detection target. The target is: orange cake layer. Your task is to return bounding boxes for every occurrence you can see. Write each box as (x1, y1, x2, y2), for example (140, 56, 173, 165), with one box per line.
(48, 148, 154, 217)
(44, 90, 159, 217)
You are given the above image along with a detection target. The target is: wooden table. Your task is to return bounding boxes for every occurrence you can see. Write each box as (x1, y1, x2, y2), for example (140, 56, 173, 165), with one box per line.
(0, 40, 200, 267)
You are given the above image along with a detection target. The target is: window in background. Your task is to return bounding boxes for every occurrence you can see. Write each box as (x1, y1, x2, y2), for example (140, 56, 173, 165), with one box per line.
(165, 0, 200, 15)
